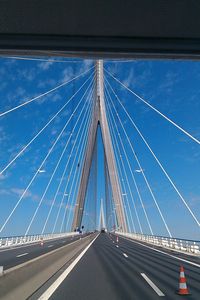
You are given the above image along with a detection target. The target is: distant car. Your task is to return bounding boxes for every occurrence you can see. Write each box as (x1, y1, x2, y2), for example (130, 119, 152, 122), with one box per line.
(101, 229, 105, 233)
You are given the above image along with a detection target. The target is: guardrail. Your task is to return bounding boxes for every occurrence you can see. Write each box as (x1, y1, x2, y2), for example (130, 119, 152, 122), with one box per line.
(0, 232, 79, 249)
(115, 232, 200, 255)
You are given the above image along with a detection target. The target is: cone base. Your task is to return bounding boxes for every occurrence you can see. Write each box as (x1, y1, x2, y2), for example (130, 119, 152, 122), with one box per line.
(176, 290, 191, 296)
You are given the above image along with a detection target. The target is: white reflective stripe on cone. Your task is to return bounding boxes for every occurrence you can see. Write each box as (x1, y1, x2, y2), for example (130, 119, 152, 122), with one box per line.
(179, 283, 187, 289)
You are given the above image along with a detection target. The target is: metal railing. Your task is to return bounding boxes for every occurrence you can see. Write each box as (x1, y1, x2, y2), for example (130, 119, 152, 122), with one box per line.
(0, 232, 79, 249)
(115, 232, 200, 255)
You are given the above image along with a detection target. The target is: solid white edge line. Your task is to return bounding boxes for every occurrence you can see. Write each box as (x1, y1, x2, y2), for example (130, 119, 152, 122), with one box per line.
(141, 273, 165, 296)
(16, 252, 28, 257)
(38, 233, 100, 300)
(119, 235, 200, 269)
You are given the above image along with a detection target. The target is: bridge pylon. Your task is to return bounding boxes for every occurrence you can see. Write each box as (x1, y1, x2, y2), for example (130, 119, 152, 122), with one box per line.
(99, 198, 106, 231)
(72, 60, 127, 232)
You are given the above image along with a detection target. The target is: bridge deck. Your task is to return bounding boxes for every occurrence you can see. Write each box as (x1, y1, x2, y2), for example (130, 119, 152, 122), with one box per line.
(45, 233, 200, 300)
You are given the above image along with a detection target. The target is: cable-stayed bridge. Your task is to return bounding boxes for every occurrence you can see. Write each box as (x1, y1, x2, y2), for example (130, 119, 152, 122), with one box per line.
(0, 58, 200, 299)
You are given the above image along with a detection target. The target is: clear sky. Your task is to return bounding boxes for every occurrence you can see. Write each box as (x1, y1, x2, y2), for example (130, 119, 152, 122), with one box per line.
(0, 56, 199, 240)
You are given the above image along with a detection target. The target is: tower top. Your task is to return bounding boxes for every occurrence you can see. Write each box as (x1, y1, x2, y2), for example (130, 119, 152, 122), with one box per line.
(96, 60, 103, 98)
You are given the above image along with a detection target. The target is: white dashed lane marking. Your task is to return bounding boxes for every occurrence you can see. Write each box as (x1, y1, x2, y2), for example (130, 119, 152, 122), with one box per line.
(141, 273, 165, 297)
(123, 253, 128, 258)
(16, 252, 28, 258)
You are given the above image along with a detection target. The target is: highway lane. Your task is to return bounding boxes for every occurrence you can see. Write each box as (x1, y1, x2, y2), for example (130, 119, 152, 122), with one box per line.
(0, 233, 91, 270)
(113, 234, 200, 298)
(118, 234, 200, 265)
(49, 233, 200, 299)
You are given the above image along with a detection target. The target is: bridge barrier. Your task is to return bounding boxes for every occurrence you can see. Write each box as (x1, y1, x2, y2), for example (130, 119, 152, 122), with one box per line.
(0, 232, 79, 249)
(115, 232, 200, 255)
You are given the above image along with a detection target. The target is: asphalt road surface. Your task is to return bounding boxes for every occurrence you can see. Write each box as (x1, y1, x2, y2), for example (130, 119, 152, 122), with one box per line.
(0, 233, 90, 270)
(49, 233, 200, 300)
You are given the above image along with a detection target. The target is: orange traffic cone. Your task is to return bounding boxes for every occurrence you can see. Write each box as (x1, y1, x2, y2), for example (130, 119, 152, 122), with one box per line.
(116, 236, 119, 243)
(177, 266, 190, 295)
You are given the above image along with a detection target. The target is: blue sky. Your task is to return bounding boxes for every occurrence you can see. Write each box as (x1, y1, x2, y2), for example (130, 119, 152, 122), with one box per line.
(0, 57, 199, 240)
